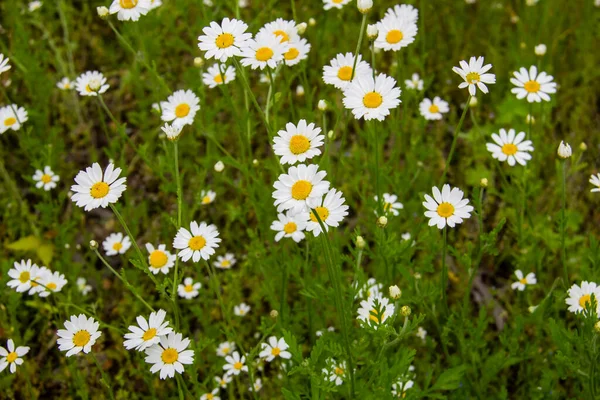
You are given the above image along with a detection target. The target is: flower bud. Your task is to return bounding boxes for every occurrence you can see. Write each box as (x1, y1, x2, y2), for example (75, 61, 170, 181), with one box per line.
(97, 6, 109, 18)
(214, 161, 225, 172)
(580, 142, 587, 151)
(318, 99, 327, 111)
(400, 305, 411, 317)
(194, 57, 204, 68)
(480, 178, 488, 188)
(356, 235, 366, 249)
(557, 141, 572, 159)
(296, 22, 307, 35)
(469, 96, 478, 107)
(595, 321, 600, 334)
(308, 18, 316, 26)
(377, 216, 388, 228)
(327, 130, 335, 140)
(89, 240, 98, 250)
(252, 159, 259, 166)
(534, 44, 547, 56)
(296, 85, 305, 97)
(161, 123, 182, 141)
(525, 114, 535, 125)
(414, 273, 421, 280)
(389, 285, 401, 299)
(357, 0, 373, 13)
(367, 24, 378, 40)
(270, 310, 279, 319)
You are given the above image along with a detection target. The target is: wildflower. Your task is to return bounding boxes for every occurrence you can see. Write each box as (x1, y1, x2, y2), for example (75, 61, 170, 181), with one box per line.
(510, 66, 556, 103)
(0, 339, 29, 373)
(486, 128, 534, 166)
(27, 266, 49, 296)
(97, 6, 109, 17)
(270, 211, 307, 243)
(57, 314, 102, 357)
(173, 221, 221, 262)
(557, 141, 572, 159)
(177, 277, 201, 299)
(251, 378, 263, 392)
(160, 89, 200, 128)
(480, 178, 488, 188)
(124, 309, 173, 351)
(589, 173, 600, 193)
(469, 96, 478, 107)
(32, 166, 59, 191)
(374, 15, 418, 52)
(367, 24, 379, 39)
(416, 327, 427, 341)
(202, 64, 236, 88)
(75, 71, 109, 96)
(146, 243, 175, 275)
(318, 100, 328, 111)
(7, 260, 39, 293)
(215, 374, 232, 388)
(240, 33, 289, 70)
(391, 379, 414, 397)
(452, 56, 496, 96)
(322, 52, 372, 90)
(145, 332, 194, 380)
(273, 120, 324, 165)
(343, 73, 401, 121)
(419, 97, 449, 120)
(258, 18, 300, 44)
(200, 190, 216, 205)
(283, 38, 311, 66)
(566, 281, 600, 317)
(296, 22, 307, 35)
(423, 185, 474, 229)
(296, 85, 305, 96)
(401, 232, 411, 241)
(357, 0, 373, 13)
(377, 216, 388, 228)
(160, 123, 182, 141)
(0, 104, 28, 134)
(302, 188, 349, 236)
(56, 77, 73, 90)
(102, 232, 131, 256)
(511, 270, 537, 291)
(357, 295, 395, 329)
(356, 235, 366, 249)
(401, 305, 411, 317)
(71, 163, 126, 211)
(385, 4, 419, 24)
(404, 73, 423, 91)
(77, 277, 93, 295)
(214, 253, 236, 270)
(272, 164, 330, 214)
(38, 271, 67, 297)
(389, 285, 401, 299)
(216, 341, 236, 357)
(234, 302, 251, 317)
(214, 161, 225, 172)
(374, 193, 404, 216)
(322, 358, 346, 386)
(0, 53, 11, 75)
(323, 0, 351, 10)
(109, 0, 151, 21)
(194, 57, 204, 67)
(259, 336, 292, 362)
(355, 277, 383, 299)
(223, 351, 248, 376)
(534, 44, 547, 56)
(28, 1, 42, 12)
(200, 389, 220, 400)
(309, 17, 316, 25)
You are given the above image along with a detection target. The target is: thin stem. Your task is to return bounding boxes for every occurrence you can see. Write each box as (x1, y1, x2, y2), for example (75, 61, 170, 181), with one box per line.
(266, 68, 274, 126)
(441, 226, 448, 312)
(171, 141, 183, 329)
(280, 260, 289, 327)
(372, 123, 382, 215)
(232, 57, 271, 136)
(91, 353, 116, 400)
(561, 160, 568, 283)
(440, 95, 471, 184)
(350, 14, 368, 81)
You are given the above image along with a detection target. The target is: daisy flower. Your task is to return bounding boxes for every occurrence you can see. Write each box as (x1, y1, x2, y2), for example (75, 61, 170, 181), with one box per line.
(77, 277, 93, 295)
(173, 221, 221, 262)
(452, 56, 496, 96)
(251, 378, 263, 392)
(511, 270, 537, 291)
(323, 0, 351, 10)
(27, 266, 49, 296)
(214, 253, 236, 270)
(273, 164, 330, 214)
(301, 188, 349, 237)
(38, 271, 68, 297)
(0, 104, 28, 134)
(423, 185, 474, 229)
(357, 294, 395, 329)
(160, 89, 200, 128)
(343, 73, 401, 121)
(198, 18, 252, 62)
(145, 243, 175, 275)
(566, 281, 600, 317)
(589, 174, 600, 193)
(200, 389, 220, 400)
(0, 53, 11, 75)
(240, 33, 289, 70)
(202, 64, 236, 88)
(486, 128, 534, 166)
(215, 374, 232, 388)
(391, 379, 414, 397)
(109, 0, 151, 21)
(510, 65, 557, 103)
(216, 341, 236, 357)
(419, 97, 449, 120)
(57, 314, 102, 357)
(75, 71, 110, 96)
(355, 277, 383, 299)
(33, 166, 59, 191)
(28, 1, 42, 12)
(102, 232, 132, 256)
(283, 38, 311, 66)
(178, 277, 201, 299)
(385, 4, 419, 24)
(124, 309, 173, 351)
(6, 259, 39, 293)
(71, 163, 126, 211)
(404, 73, 423, 90)
(200, 190, 216, 205)
(273, 119, 324, 165)
(223, 351, 248, 376)
(374, 15, 418, 52)
(374, 193, 404, 216)
(322, 52, 372, 90)
(0, 339, 29, 374)
(416, 327, 427, 341)
(259, 336, 292, 362)
(57, 77, 73, 90)
(144, 332, 194, 380)
(160, 123, 182, 141)
(257, 18, 300, 44)
(322, 358, 346, 386)
(270, 211, 307, 243)
(234, 302, 250, 317)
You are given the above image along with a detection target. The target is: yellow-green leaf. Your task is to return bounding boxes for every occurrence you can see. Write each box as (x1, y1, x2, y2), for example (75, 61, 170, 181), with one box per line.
(6, 235, 41, 251)
(37, 244, 55, 266)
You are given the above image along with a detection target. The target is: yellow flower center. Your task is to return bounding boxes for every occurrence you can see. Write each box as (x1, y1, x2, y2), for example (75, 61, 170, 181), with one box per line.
(184, 284, 194, 293)
(579, 294, 592, 308)
(215, 33, 234, 49)
(206, 394, 214, 400)
(85, 85, 93, 93)
(64, 83, 71, 89)
(19, 271, 30, 283)
(234, 361, 243, 370)
(41, 174, 52, 183)
(175, 103, 190, 118)
(386, 29, 404, 44)
(283, 222, 297, 234)
(428, 104, 440, 114)
(222, 347, 230, 354)
(72, 330, 91, 347)
(120, 0, 138, 9)
(161, 348, 178, 364)
(273, 30, 289, 42)
(291, 180, 312, 200)
(289, 135, 310, 155)
(271, 347, 281, 356)
(519, 278, 528, 284)
(384, 202, 392, 211)
(436, 202, 455, 218)
(501, 143, 518, 156)
(90, 182, 109, 199)
(188, 236, 206, 251)
(213, 74, 224, 84)
(220, 260, 231, 268)
(4, 117, 16, 126)
(150, 250, 168, 268)
(202, 195, 212, 204)
(337, 66, 353, 81)
(334, 367, 344, 376)
(47, 282, 57, 290)
(465, 72, 480, 84)
(284, 47, 299, 61)
(369, 309, 380, 324)
(6, 352, 18, 363)
(310, 207, 330, 223)
(112, 242, 123, 251)
(142, 328, 157, 341)
(524, 80, 540, 93)
(363, 92, 383, 108)
(256, 47, 274, 62)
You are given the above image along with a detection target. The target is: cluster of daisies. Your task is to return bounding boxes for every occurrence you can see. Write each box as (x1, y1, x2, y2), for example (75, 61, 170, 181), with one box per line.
(355, 277, 396, 330)
(6, 259, 67, 298)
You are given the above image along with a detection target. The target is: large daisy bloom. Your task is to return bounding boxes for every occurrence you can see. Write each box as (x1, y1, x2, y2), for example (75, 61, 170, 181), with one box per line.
(178, 277, 201, 299)
(374, 15, 418, 52)
(283, 38, 311, 67)
(0, 339, 29, 374)
(240, 33, 289, 70)
(57, 314, 102, 357)
(510, 65, 557, 103)
(566, 281, 600, 317)
(486, 128, 533, 166)
(144, 332, 194, 380)
(198, 18, 252, 62)
(374, 193, 404, 216)
(419, 97, 449, 120)
(75, 71, 109, 97)
(173, 221, 221, 262)
(70, 163, 126, 211)
(385, 4, 419, 24)
(102, 232, 132, 256)
(0, 104, 28, 134)
(6, 259, 39, 293)
(57, 77, 73, 90)
(33, 166, 60, 191)
(223, 351, 248, 376)
(259, 336, 292, 362)
(273, 119, 324, 165)
(452, 56, 496, 96)
(357, 294, 395, 329)
(214, 253, 237, 270)
(160, 89, 200, 128)
(202, 64, 236, 88)
(323, 0, 351, 10)
(301, 188, 349, 237)
(272, 164, 330, 214)
(323, 52, 372, 90)
(343, 73, 401, 121)
(257, 18, 300, 44)
(109, 0, 151, 21)
(270, 211, 307, 243)
(38, 271, 68, 297)
(589, 174, 600, 193)
(511, 270, 537, 291)
(0, 53, 11, 75)
(423, 185, 474, 229)
(405, 73, 423, 91)
(124, 309, 173, 351)
(145, 243, 175, 275)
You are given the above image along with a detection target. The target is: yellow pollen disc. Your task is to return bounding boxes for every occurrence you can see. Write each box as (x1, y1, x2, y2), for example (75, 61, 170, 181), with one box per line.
(4, 117, 16, 126)
(207, 395, 214, 400)
(289, 135, 311, 155)
(221, 260, 231, 268)
(184, 284, 194, 293)
(524, 80, 540, 93)
(112, 242, 123, 251)
(19, 271, 30, 283)
(120, 0, 138, 9)
(31, 281, 39, 287)
(222, 347, 230, 354)
(273, 30, 290, 42)
(72, 330, 91, 347)
(150, 250, 168, 268)
(465, 72, 480, 84)
(291, 180, 312, 200)
(369, 309, 380, 324)
(175, 103, 190, 118)
(501, 143, 518, 156)
(310, 207, 330, 223)
(283, 222, 297, 234)
(436, 202, 455, 218)
(6, 352, 18, 363)
(85, 85, 93, 93)
(188, 236, 206, 251)
(334, 367, 344, 376)
(519, 278, 528, 284)
(202, 195, 212, 204)
(337, 66, 353, 81)
(256, 47, 274, 62)
(142, 328, 157, 341)
(161, 348, 178, 364)
(41, 174, 52, 183)
(284, 48, 299, 61)
(386, 29, 404, 44)
(234, 361, 243, 370)
(363, 92, 383, 108)
(384, 202, 392, 211)
(271, 347, 281, 356)
(47, 282, 57, 290)
(429, 104, 440, 113)
(213, 74, 224, 84)
(64, 83, 71, 89)
(90, 182, 109, 199)
(215, 33, 235, 49)
(579, 294, 591, 308)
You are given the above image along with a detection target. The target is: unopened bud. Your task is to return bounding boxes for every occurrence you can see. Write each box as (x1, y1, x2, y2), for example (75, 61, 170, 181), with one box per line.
(194, 57, 204, 67)
(270, 310, 279, 319)
(400, 305, 411, 317)
(296, 22, 307, 35)
(89, 240, 98, 250)
(252, 159, 259, 166)
(318, 99, 327, 111)
(296, 85, 305, 97)
(525, 114, 535, 125)
(327, 130, 335, 140)
(534, 44, 547, 56)
(377, 216, 388, 228)
(357, 0, 373, 14)
(367, 24, 378, 40)
(557, 141, 572, 159)
(469, 96, 478, 107)
(356, 235, 366, 249)
(389, 285, 401, 300)
(97, 6, 109, 17)
(214, 161, 225, 172)
(580, 142, 587, 151)
(480, 178, 488, 188)
(308, 18, 316, 26)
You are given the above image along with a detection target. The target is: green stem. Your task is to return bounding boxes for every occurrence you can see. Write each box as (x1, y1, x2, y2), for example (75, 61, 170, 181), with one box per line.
(371, 123, 382, 215)
(440, 95, 471, 184)
(91, 353, 116, 400)
(441, 226, 448, 313)
(171, 141, 183, 328)
(232, 57, 271, 136)
(350, 14, 368, 81)
(561, 160, 568, 283)
(280, 260, 289, 327)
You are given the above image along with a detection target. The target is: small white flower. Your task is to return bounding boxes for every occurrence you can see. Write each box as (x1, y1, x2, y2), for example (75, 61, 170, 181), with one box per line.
(557, 141, 572, 159)
(200, 389, 220, 400)
(273, 120, 324, 165)
(216, 341, 236, 357)
(250, 378, 262, 392)
(0, 104, 28, 134)
(144, 332, 194, 380)
(272, 164, 330, 214)
(391, 379, 414, 397)
(511, 270, 537, 291)
(452, 56, 496, 96)
(146, 243, 176, 275)
(374, 193, 404, 216)
(214, 161, 225, 172)
(102, 232, 131, 256)
(77, 277, 92, 295)
(566, 281, 600, 317)
(419, 97, 449, 120)
(160, 123, 182, 141)
(240, 33, 289, 70)
(534, 44, 547, 56)
(215, 374, 232, 388)
(38, 271, 68, 297)
(202, 64, 236, 88)
(173, 221, 221, 262)
(510, 65, 556, 103)
(234, 302, 251, 317)
(259, 336, 292, 362)
(589, 173, 600, 193)
(214, 253, 236, 270)
(177, 277, 201, 299)
(0, 53, 11, 76)
(374, 14, 418, 52)
(323, 0, 351, 10)
(109, 0, 151, 21)
(0, 339, 30, 374)
(223, 351, 248, 376)
(57, 314, 102, 357)
(343, 73, 402, 121)
(257, 18, 300, 44)
(57, 77, 73, 90)
(486, 128, 534, 166)
(423, 185, 474, 229)
(270, 211, 307, 243)
(124, 309, 173, 351)
(28, 1, 43, 12)
(75, 71, 109, 96)
(200, 190, 217, 205)
(7, 260, 39, 294)
(70, 163, 126, 211)
(282, 38, 311, 67)
(301, 188, 349, 237)
(357, 295, 395, 329)
(322, 52, 372, 90)
(404, 73, 423, 91)
(355, 277, 383, 299)
(160, 89, 200, 129)
(33, 166, 60, 191)
(322, 358, 346, 386)
(416, 327, 427, 341)
(389, 285, 401, 299)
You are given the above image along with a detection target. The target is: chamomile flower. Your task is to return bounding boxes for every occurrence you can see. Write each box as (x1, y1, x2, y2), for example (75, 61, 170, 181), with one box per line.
(416, 327, 427, 341)
(124, 309, 173, 351)
(0, 339, 29, 374)
(7, 259, 39, 293)
(385, 4, 419, 24)
(452, 56, 496, 96)
(173, 221, 221, 262)
(0, 53, 11, 75)
(70, 162, 127, 211)
(240, 33, 289, 70)
(566, 281, 600, 317)
(33, 166, 59, 191)
(357, 294, 395, 329)
(75, 71, 109, 96)
(323, 52, 372, 90)
(486, 128, 534, 166)
(160, 123, 182, 141)
(0, 104, 28, 134)
(355, 277, 383, 299)
(322, 358, 346, 386)
(178, 277, 201, 299)
(200, 389, 220, 400)
(57, 314, 102, 357)
(510, 65, 557, 103)
(234, 302, 251, 317)
(391, 379, 414, 397)
(145, 243, 175, 275)
(419, 97, 449, 120)
(374, 193, 404, 216)
(57, 77, 73, 90)
(270, 211, 307, 243)
(374, 15, 418, 51)
(200, 190, 216, 205)
(223, 351, 248, 376)
(251, 378, 263, 392)
(215, 374, 232, 388)
(302, 188, 349, 237)
(273, 119, 324, 165)
(216, 341, 236, 357)
(258, 18, 300, 44)
(28, 1, 42, 12)
(160, 89, 200, 128)
(259, 336, 292, 362)
(102, 233, 132, 256)
(283, 38, 311, 66)
(109, 0, 151, 21)
(198, 18, 252, 62)
(589, 174, 600, 193)
(27, 266, 49, 296)
(214, 253, 236, 270)
(323, 0, 351, 10)
(511, 270, 537, 291)
(144, 332, 194, 380)
(38, 271, 68, 297)
(77, 277, 93, 295)
(423, 185, 474, 229)
(343, 73, 401, 121)
(202, 64, 236, 88)
(405, 73, 423, 90)
(273, 164, 330, 214)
